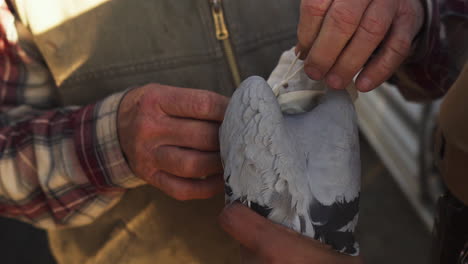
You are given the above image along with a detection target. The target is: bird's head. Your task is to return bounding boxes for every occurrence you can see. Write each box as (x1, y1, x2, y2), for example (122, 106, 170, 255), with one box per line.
(267, 48, 357, 115)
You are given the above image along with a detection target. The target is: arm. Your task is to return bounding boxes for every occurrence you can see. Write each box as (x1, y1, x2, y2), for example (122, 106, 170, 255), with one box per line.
(0, 1, 228, 229)
(0, 0, 143, 228)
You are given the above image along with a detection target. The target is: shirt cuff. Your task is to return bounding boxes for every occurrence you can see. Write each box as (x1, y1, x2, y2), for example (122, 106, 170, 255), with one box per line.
(74, 90, 145, 192)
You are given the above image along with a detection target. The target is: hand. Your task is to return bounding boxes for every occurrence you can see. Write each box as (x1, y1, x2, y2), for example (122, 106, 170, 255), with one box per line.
(219, 203, 364, 264)
(118, 84, 229, 200)
(296, 0, 425, 92)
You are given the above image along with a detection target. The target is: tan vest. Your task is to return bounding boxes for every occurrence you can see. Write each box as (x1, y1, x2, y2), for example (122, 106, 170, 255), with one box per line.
(11, 0, 300, 263)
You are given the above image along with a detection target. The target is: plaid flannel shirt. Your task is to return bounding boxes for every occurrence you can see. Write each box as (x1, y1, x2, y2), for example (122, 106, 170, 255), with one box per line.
(0, 0, 464, 229)
(0, 0, 143, 229)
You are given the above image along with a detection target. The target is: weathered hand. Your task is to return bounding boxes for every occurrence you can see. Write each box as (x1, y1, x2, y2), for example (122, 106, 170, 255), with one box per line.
(296, 0, 425, 92)
(220, 203, 364, 264)
(118, 84, 229, 200)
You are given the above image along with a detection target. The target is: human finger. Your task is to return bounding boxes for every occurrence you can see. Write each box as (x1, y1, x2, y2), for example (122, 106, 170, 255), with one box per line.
(162, 117, 221, 151)
(296, 0, 334, 59)
(154, 146, 223, 179)
(356, 4, 422, 92)
(325, 0, 397, 89)
(146, 171, 224, 201)
(220, 203, 365, 263)
(219, 203, 293, 255)
(156, 85, 229, 122)
(304, 0, 371, 80)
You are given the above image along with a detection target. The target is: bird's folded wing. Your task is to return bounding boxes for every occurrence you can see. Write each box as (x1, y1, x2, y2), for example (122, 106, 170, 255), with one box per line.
(220, 77, 301, 207)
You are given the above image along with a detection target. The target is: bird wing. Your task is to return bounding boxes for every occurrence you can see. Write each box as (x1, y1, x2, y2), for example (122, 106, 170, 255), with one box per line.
(284, 89, 361, 255)
(286, 89, 360, 206)
(220, 76, 304, 218)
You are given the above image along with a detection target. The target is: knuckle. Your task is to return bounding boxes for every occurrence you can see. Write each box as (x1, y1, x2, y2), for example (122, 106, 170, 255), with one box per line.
(138, 92, 166, 118)
(132, 118, 147, 138)
(153, 85, 176, 109)
(139, 87, 159, 107)
(395, 37, 412, 54)
(329, 5, 360, 35)
(378, 56, 394, 74)
(388, 37, 412, 58)
(152, 147, 167, 169)
(194, 93, 214, 116)
(141, 118, 166, 138)
(183, 155, 201, 178)
(399, 3, 418, 19)
(301, 0, 328, 17)
(376, 55, 396, 76)
(359, 16, 388, 41)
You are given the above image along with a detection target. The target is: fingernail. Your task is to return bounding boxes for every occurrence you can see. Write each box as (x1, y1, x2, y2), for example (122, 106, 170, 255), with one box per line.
(357, 77, 372, 91)
(326, 74, 342, 90)
(305, 66, 323, 80)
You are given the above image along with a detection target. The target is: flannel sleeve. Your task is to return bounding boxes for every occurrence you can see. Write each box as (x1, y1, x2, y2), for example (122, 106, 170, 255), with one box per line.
(0, 0, 144, 229)
(392, 0, 468, 102)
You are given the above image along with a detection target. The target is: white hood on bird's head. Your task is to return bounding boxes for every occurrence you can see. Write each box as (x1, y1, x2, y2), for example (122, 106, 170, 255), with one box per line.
(267, 47, 358, 114)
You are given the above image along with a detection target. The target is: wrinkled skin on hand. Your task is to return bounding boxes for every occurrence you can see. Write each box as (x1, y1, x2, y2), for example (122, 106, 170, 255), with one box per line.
(220, 203, 364, 264)
(118, 84, 229, 201)
(296, 0, 424, 92)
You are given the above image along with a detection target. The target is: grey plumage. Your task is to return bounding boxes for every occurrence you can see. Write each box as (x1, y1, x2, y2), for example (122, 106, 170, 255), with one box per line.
(220, 76, 361, 255)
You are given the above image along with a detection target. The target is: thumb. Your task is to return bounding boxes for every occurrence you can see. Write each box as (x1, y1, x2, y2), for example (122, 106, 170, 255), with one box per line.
(219, 203, 266, 253)
(219, 203, 294, 254)
(219, 203, 364, 263)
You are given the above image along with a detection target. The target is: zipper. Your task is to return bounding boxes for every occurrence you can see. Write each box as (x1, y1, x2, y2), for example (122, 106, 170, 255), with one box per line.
(210, 0, 241, 87)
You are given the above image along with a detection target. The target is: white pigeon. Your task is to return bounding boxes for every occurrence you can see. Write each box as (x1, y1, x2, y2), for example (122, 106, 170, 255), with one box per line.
(220, 51, 361, 256)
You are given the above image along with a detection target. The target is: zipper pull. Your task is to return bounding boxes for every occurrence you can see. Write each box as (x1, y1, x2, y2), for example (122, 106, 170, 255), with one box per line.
(210, 0, 229, 40)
